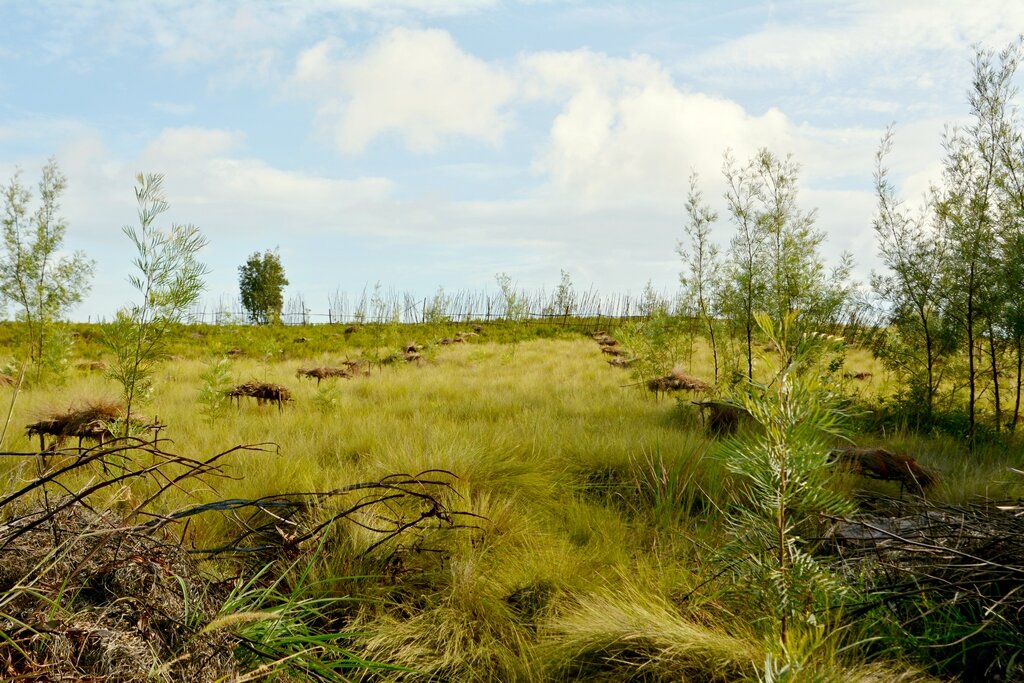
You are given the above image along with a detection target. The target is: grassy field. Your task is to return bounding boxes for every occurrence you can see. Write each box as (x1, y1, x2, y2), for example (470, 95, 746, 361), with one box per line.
(1, 321, 1022, 681)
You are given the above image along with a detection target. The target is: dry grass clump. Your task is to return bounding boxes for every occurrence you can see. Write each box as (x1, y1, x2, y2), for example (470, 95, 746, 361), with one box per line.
(0, 503, 237, 682)
(647, 368, 711, 394)
(74, 360, 107, 372)
(830, 446, 939, 491)
(537, 585, 761, 682)
(25, 400, 160, 450)
(296, 363, 368, 384)
(226, 381, 292, 411)
(592, 330, 638, 366)
(349, 604, 534, 681)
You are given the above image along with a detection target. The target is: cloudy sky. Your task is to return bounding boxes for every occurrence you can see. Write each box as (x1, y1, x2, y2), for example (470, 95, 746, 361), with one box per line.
(2, 0, 1022, 321)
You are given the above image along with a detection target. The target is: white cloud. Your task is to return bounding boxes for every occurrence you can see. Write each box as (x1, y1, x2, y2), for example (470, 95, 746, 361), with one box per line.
(11, 1, 498, 79)
(10, 125, 398, 319)
(520, 49, 875, 211)
(141, 127, 243, 164)
(685, 0, 1024, 88)
(127, 128, 395, 235)
(294, 28, 517, 154)
(11, 3, 1012, 320)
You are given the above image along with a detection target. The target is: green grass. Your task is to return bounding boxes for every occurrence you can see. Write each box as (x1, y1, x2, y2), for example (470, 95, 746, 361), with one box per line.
(1, 320, 1013, 680)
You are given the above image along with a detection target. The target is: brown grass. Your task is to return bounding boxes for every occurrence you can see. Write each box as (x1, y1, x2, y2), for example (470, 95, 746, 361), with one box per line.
(24, 401, 152, 450)
(297, 366, 358, 384)
(830, 446, 939, 491)
(647, 368, 711, 394)
(226, 382, 293, 411)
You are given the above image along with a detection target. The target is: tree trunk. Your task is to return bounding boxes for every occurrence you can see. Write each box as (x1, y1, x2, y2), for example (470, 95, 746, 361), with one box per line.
(923, 315, 935, 419)
(1013, 336, 1023, 432)
(989, 324, 1001, 433)
(745, 317, 754, 381)
(708, 316, 719, 384)
(967, 277, 976, 451)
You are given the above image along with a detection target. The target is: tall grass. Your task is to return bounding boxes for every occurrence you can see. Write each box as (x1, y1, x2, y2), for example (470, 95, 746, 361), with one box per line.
(0, 323, 1005, 680)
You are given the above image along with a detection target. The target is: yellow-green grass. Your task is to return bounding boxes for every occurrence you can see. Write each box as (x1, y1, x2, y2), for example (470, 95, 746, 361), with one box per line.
(0, 329, 1003, 680)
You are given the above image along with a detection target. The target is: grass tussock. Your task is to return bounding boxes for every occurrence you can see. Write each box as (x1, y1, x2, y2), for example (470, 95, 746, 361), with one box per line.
(537, 584, 761, 682)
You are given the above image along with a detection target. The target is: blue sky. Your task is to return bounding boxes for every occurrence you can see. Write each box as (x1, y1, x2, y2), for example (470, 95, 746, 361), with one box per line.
(1, 0, 1022, 321)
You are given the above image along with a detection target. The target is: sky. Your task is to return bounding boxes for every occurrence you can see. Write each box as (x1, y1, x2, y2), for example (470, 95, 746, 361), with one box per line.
(1, 0, 1023, 322)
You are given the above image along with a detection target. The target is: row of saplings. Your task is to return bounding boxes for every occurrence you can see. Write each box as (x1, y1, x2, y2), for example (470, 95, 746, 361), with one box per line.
(592, 330, 938, 496)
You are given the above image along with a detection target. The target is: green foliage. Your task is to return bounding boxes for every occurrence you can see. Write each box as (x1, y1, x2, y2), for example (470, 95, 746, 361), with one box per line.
(618, 308, 688, 389)
(360, 281, 402, 368)
(423, 286, 452, 324)
(196, 357, 233, 422)
(872, 39, 1024, 444)
(495, 272, 529, 354)
(717, 312, 854, 651)
(37, 324, 73, 386)
(0, 158, 94, 383)
(545, 268, 577, 318)
(495, 272, 528, 322)
(312, 382, 340, 414)
(238, 249, 289, 325)
(638, 279, 669, 317)
(680, 172, 722, 382)
(630, 441, 709, 530)
(214, 551, 389, 681)
(719, 149, 852, 381)
(102, 173, 208, 428)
